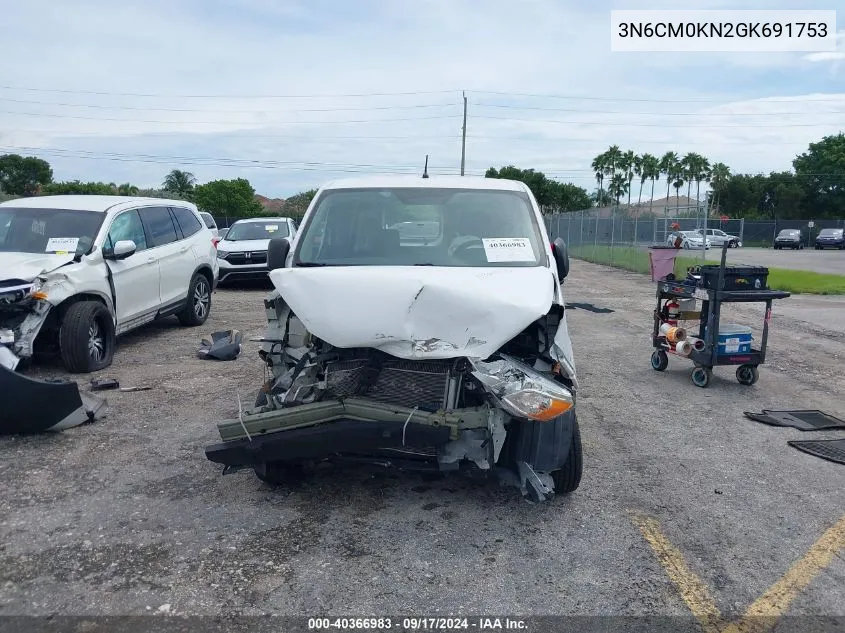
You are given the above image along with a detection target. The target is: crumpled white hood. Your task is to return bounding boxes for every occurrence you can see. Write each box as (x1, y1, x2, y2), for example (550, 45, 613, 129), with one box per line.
(0, 252, 75, 282)
(269, 266, 558, 360)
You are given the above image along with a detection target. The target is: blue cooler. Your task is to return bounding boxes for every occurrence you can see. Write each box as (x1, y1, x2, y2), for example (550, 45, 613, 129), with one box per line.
(717, 324, 753, 354)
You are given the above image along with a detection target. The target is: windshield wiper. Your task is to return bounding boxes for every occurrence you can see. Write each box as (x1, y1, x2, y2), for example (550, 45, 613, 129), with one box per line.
(295, 262, 328, 267)
(414, 263, 435, 266)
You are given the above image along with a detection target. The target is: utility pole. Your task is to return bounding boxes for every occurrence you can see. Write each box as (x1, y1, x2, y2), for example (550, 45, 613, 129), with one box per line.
(460, 91, 467, 176)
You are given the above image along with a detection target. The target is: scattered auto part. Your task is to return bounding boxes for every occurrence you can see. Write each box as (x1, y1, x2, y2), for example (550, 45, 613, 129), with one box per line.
(788, 439, 845, 465)
(744, 410, 845, 431)
(0, 365, 107, 435)
(90, 377, 120, 391)
(197, 329, 243, 361)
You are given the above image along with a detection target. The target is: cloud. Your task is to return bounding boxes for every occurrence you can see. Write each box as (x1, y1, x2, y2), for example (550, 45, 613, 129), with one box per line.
(804, 29, 845, 64)
(0, 0, 843, 196)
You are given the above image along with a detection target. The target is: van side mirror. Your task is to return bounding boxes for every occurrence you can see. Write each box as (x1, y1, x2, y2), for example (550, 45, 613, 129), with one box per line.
(551, 237, 569, 281)
(267, 238, 290, 271)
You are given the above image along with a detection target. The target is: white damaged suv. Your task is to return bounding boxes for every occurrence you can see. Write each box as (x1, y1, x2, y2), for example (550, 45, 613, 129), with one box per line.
(0, 195, 219, 373)
(205, 176, 581, 501)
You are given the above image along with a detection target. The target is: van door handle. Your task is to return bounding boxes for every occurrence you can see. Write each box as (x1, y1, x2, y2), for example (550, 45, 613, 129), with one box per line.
(146, 257, 156, 265)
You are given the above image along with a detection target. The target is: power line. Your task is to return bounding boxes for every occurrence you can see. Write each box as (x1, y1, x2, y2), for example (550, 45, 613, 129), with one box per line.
(0, 145, 461, 173)
(0, 85, 461, 99)
(464, 134, 818, 146)
(470, 90, 845, 104)
(472, 102, 845, 117)
(2, 84, 841, 104)
(0, 109, 461, 125)
(473, 114, 842, 128)
(6, 146, 841, 181)
(0, 96, 460, 114)
(10, 129, 464, 141)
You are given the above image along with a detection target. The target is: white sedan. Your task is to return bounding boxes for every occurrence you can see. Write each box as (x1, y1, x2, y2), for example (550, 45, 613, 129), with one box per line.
(666, 231, 711, 249)
(695, 228, 742, 248)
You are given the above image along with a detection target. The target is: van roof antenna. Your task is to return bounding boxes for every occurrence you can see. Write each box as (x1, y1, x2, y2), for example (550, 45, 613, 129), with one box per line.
(422, 155, 429, 179)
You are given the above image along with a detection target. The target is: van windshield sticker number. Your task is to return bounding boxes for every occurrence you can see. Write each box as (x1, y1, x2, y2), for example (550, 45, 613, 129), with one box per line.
(482, 237, 534, 262)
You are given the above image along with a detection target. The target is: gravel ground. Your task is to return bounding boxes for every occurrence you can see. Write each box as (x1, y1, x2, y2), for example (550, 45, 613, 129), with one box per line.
(1, 265, 843, 618)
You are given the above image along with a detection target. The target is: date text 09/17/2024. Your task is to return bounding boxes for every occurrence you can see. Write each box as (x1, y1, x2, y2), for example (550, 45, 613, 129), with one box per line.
(308, 618, 528, 630)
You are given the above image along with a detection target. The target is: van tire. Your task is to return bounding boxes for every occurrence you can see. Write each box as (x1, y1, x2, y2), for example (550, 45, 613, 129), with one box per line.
(59, 301, 115, 373)
(551, 416, 582, 495)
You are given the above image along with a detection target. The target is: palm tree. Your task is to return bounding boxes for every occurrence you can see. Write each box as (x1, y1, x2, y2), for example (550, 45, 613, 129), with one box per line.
(659, 152, 679, 216)
(635, 154, 646, 210)
(693, 156, 711, 215)
(117, 183, 139, 196)
(608, 173, 627, 206)
(673, 173, 684, 215)
(681, 153, 697, 214)
(640, 153, 661, 217)
(591, 152, 607, 208)
(604, 145, 622, 179)
(603, 145, 623, 206)
(162, 170, 196, 197)
(709, 162, 731, 214)
(620, 150, 636, 213)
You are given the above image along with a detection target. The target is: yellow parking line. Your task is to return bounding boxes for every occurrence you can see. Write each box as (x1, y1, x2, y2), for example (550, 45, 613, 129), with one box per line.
(632, 512, 845, 633)
(631, 513, 723, 633)
(723, 513, 845, 633)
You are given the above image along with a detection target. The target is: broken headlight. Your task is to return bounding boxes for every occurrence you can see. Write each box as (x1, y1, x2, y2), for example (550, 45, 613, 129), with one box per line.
(27, 278, 48, 300)
(470, 354, 573, 422)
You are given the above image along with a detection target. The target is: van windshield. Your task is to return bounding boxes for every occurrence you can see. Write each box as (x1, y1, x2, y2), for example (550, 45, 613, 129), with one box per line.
(294, 187, 545, 267)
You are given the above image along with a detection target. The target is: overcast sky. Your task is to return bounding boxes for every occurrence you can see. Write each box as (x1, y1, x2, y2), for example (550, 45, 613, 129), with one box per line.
(1, 0, 843, 198)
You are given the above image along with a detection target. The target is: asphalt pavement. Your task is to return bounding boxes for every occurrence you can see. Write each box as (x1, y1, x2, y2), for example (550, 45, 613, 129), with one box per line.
(696, 246, 845, 276)
(0, 265, 842, 621)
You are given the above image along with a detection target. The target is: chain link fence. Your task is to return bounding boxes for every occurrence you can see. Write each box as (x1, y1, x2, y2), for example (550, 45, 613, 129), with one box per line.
(543, 207, 845, 275)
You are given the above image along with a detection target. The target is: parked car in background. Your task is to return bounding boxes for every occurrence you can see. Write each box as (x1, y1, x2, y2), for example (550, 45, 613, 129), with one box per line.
(814, 228, 844, 250)
(666, 231, 711, 249)
(774, 229, 803, 250)
(199, 211, 219, 239)
(212, 227, 229, 248)
(0, 196, 218, 373)
(215, 217, 297, 283)
(694, 228, 742, 248)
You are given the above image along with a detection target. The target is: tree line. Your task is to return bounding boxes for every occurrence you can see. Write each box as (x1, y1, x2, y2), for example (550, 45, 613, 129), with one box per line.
(2, 133, 842, 221)
(485, 166, 592, 212)
(588, 133, 845, 220)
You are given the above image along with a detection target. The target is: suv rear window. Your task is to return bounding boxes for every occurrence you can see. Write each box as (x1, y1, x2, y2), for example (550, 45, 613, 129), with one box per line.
(200, 213, 216, 229)
(172, 207, 203, 237)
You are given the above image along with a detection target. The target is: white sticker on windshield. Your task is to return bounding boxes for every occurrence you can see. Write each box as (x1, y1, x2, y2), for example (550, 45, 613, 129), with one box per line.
(482, 237, 534, 262)
(45, 237, 80, 253)
(265, 225, 279, 232)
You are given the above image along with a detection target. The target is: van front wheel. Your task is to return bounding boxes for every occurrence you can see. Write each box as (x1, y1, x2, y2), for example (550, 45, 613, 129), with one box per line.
(551, 416, 582, 495)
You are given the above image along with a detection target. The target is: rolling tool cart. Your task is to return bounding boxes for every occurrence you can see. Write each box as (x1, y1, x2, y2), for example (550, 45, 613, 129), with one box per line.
(650, 243, 790, 388)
